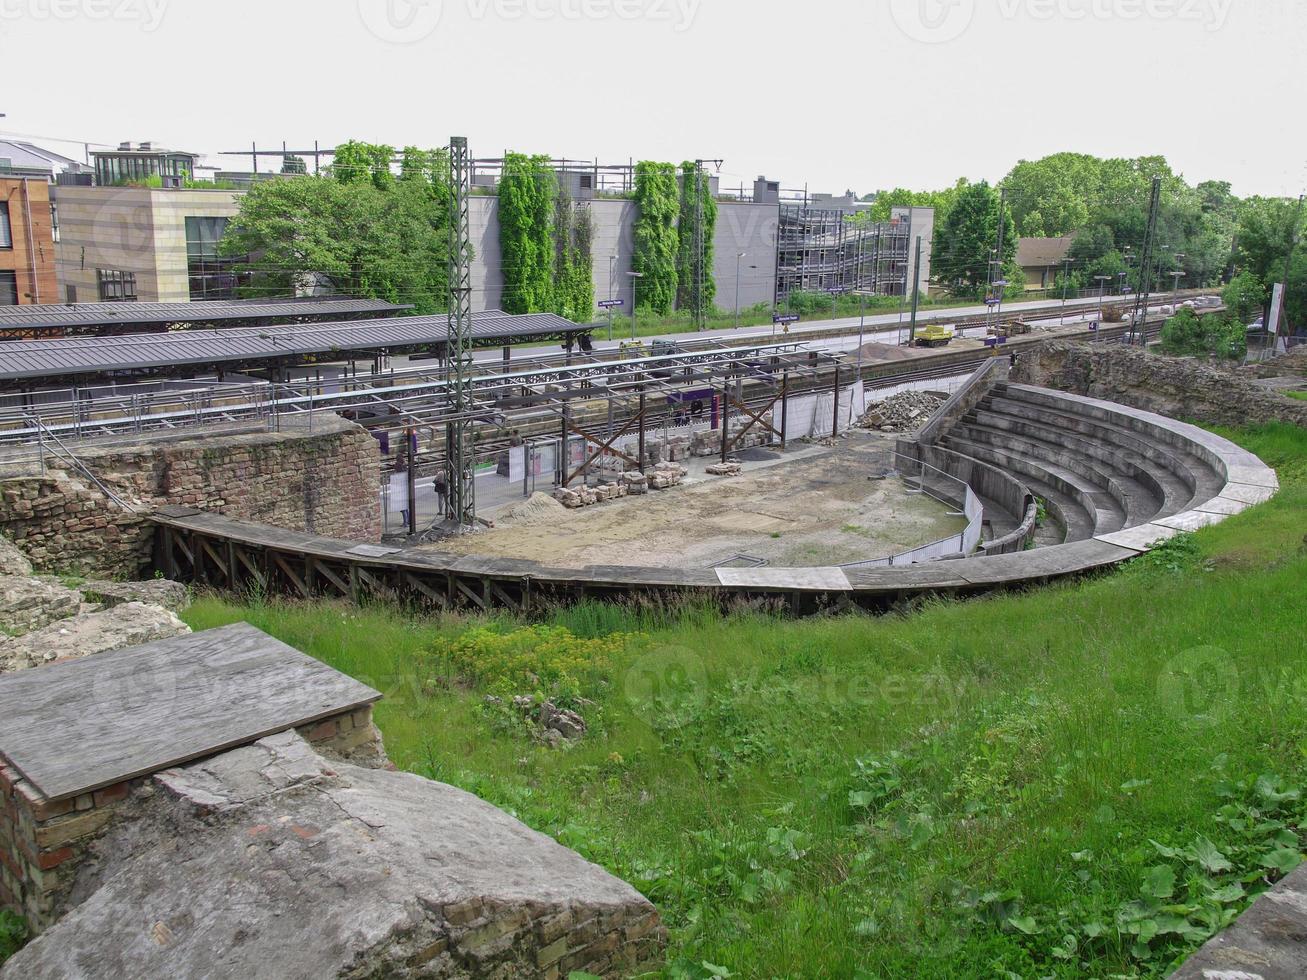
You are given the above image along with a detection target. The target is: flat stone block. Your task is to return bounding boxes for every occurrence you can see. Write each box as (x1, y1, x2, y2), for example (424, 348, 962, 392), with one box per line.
(1153, 510, 1226, 532)
(715, 567, 852, 592)
(1095, 523, 1184, 552)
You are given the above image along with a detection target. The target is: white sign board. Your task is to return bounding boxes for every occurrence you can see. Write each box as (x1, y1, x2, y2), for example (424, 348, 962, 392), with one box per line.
(1268, 282, 1286, 337)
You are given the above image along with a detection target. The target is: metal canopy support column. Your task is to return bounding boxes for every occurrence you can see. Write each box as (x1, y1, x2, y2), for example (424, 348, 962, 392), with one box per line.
(445, 136, 477, 530)
(780, 371, 789, 451)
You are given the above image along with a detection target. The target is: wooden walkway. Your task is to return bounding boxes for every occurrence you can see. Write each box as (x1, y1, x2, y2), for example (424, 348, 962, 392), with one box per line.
(151, 505, 1140, 616)
(149, 385, 1279, 616)
(0, 624, 380, 802)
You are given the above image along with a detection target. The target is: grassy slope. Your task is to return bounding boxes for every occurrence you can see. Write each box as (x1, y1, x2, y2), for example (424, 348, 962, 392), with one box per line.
(182, 423, 1307, 979)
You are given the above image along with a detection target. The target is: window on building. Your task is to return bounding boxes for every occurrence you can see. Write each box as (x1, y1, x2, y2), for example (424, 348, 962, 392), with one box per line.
(97, 269, 138, 302)
(185, 215, 250, 301)
(50, 203, 60, 243)
(0, 202, 11, 249)
(0, 271, 17, 306)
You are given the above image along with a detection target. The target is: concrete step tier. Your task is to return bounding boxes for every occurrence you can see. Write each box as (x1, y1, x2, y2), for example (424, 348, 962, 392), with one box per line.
(934, 381, 1232, 547)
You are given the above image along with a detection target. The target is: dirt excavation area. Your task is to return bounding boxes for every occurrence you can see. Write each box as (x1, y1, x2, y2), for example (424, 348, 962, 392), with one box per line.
(433, 444, 967, 570)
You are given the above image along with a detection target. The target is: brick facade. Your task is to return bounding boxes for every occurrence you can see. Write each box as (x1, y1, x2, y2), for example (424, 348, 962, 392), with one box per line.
(1, 178, 59, 306)
(0, 416, 381, 577)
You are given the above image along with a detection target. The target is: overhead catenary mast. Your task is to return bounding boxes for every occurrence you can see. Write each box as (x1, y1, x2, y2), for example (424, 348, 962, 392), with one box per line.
(445, 136, 477, 530)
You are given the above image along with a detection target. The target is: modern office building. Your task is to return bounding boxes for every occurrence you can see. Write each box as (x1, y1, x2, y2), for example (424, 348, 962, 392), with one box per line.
(52, 185, 246, 303)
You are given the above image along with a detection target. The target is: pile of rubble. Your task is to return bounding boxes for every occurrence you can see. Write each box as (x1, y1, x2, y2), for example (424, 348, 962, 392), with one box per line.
(647, 461, 688, 490)
(857, 390, 946, 432)
(705, 461, 743, 477)
(551, 462, 690, 509)
(0, 534, 191, 675)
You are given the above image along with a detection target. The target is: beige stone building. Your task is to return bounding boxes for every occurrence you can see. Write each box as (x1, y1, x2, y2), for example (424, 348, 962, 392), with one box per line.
(52, 186, 246, 303)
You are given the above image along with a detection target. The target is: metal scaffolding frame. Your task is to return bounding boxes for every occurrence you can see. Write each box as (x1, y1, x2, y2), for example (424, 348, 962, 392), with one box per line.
(775, 207, 912, 304)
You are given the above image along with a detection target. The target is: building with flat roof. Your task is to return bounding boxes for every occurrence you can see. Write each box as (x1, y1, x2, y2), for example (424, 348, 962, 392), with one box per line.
(52, 185, 247, 303)
(91, 142, 199, 188)
(1, 178, 59, 306)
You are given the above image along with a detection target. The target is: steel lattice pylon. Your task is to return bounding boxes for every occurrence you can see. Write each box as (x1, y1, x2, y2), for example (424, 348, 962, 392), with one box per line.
(1129, 176, 1163, 346)
(445, 136, 476, 530)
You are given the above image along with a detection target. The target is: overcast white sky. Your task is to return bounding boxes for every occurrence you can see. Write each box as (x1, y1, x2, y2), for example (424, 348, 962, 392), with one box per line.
(1, 0, 1303, 198)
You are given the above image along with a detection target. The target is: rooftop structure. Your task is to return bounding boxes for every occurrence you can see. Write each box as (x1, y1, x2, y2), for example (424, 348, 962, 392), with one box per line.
(0, 141, 91, 183)
(0, 297, 412, 338)
(0, 309, 591, 388)
(92, 142, 199, 188)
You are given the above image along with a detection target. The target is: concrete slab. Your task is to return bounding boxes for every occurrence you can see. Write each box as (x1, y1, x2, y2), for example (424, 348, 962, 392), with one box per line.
(715, 567, 852, 591)
(345, 544, 402, 558)
(1095, 523, 1184, 552)
(1153, 510, 1226, 532)
(1222, 463, 1280, 488)
(1218, 482, 1279, 505)
(1194, 496, 1250, 516)
(0, 623, 380, 802)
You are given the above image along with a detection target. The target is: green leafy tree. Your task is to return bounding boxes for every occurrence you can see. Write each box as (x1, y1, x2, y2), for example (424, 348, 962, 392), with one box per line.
(931, 181, 1017, 295)
(676, 161, 718, 315)
(332, 141, 395, 190)
(1003, 153, 1098, 237)
(498, 153, 556, 314)
(220, 168, 452, 314)
(632, 161, 679, 315)
(1223, 272, 1266, 324)
(1160, 308, 1246, 360)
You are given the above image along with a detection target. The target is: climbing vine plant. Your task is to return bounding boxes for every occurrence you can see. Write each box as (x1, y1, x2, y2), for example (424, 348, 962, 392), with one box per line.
(632, 161, 680, 316)
(676, 160, 718, 318)
(498, 153, 556, 314)
(553, 181, 595, 322)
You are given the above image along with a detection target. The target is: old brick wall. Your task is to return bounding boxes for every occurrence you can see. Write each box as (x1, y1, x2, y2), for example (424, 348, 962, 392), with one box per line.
(1013, 342, 1307, 429)
(0, 416, 381, 577)
(0, 705, 386, 935)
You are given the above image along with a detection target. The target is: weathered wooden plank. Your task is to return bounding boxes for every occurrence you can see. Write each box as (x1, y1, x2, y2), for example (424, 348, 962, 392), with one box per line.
(0, 623, 380, 802)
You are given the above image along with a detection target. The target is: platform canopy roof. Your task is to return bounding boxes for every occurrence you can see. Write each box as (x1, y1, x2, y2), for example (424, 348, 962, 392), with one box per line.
(0, 310, 590, 385)
(0, 297, 414, 337)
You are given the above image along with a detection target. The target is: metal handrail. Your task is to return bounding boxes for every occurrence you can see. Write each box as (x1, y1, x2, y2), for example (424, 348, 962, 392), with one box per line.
(24, 414, 138, 513)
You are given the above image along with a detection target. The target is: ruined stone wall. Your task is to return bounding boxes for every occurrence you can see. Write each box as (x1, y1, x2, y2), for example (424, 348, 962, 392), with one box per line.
(0, 416, 381, 577)
(1012, 342, 1307, 429)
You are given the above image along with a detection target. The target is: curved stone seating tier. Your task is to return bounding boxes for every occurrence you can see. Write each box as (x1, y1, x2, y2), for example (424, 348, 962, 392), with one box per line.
(148, 385, 1280, 613)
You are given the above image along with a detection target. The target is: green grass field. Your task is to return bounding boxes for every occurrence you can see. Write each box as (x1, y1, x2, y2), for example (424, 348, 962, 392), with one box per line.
(176, 422, 1307, 979)
(1286, 390, 1307, 401)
